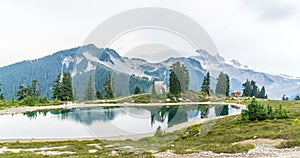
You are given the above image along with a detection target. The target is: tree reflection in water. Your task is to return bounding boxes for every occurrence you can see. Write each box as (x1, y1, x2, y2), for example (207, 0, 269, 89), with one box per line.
(23, 105, 232, 128)
(150, 105, 230, 128)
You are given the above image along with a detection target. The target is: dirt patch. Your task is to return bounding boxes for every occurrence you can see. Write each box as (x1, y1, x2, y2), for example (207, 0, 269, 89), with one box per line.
(232, 138, 286, 146)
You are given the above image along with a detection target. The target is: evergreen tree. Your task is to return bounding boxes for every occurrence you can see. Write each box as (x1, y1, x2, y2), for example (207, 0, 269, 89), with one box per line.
(215, 72, 230, 96)
(85, 76, 95, 100)
(258, 86, 267, 99)
(96, 91, 103, 100)
(25, 86, 33, 96)
(226, 74, 230, 96)
(242, 80, 252, 97)
(251, 80, 259, 97)
(104, 77, 114, 99)
(242, 80, 267, 98)
(169, 70, 181, 97)
(282, 94, 289, 100)
(52, 73, 73, 101)
(169, 62, 190, 96)
(61, 72, 74, 101)
(16, 85, 27, 100)
(134, 86, 141, 94)
(15, 80, 40, 101)
(52, 74, 62, 100)
(0, 83, 4, 100)
(201, 76, 207, 93)
(201, 72, 210, 95)
(31, 80, 39, 96)
(295, 95, 300, 100)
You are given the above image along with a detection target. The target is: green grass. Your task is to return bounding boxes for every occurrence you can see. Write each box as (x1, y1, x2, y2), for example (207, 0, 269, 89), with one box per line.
(0, 99, 64, 110)
(132, 94, 151, 103)
(0, 100, 300, 157)
(0, 140, 154, 158)
(108, 100, 300, 154)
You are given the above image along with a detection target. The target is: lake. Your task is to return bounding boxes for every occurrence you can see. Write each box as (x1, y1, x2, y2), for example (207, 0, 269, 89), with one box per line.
(0, 104, 242, 139)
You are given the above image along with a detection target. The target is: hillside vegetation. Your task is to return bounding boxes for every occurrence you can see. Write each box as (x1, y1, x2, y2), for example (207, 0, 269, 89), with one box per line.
(0, 100, 299, 157)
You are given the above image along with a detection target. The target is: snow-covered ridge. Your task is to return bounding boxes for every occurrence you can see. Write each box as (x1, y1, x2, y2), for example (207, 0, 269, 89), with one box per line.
(224, 59, 249, 70)
(71, 45, 300, 99)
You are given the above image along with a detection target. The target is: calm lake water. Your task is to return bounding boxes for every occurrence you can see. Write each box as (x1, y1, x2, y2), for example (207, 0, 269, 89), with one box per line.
(0, 104, 241, 139)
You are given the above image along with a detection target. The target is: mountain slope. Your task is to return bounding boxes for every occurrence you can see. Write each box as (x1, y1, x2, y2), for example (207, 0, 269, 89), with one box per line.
(0, 44, 299, 100)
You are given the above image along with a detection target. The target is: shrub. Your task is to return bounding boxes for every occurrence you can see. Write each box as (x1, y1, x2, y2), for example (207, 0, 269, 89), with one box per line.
(132, 94, 150, 103)
(242, 99, 267, 121)
(199, 92, 210, 102)
(154, 126, 165, 137)
(277, 139, 300, 148)
(22, 96, 38, 106)
(39, 97, 50, 104)
(273, 104, 289, 119)
(215, 143, 255, 153)
(242, 99, 289, 121)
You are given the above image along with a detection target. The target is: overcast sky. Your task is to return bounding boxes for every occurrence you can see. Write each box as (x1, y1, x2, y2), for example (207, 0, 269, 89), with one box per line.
(0, 0, 299, 77)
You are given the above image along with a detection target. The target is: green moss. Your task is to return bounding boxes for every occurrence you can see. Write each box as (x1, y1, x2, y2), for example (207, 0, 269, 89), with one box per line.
(277, 139, 300, 148)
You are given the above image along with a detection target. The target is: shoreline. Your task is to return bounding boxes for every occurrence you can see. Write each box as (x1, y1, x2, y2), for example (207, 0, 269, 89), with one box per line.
(0, 102, 246, 142)
(0, 102, 246, 116)
(0, 114, 237, 142)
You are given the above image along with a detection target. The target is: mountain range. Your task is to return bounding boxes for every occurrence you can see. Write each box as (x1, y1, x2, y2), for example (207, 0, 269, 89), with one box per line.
(0, 44, 299, 100)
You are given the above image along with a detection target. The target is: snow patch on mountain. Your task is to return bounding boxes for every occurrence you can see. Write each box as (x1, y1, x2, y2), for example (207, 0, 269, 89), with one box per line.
(62, 56, 75, 69)
(85, 61, 96, 72)
(83, 52, 101, 63)
(75, 57, 83, 65)
(71, 45, 300, 99)
(278, 74, 300, 80)
(225, 59, 249, 70)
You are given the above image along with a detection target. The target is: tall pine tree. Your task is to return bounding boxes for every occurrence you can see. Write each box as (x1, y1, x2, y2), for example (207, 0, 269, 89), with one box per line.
(169, 70, 181, 97)
(169, 62, 190, 97)
(251, 80, 258, 97)
(215, 72, 230, 96)
(16, 85, 27, 100)
(104, 77, 114, 99)
(134, 86, 141, 94)
(0, 83, 4, 100)
(96, 91, 103, 99)
(201, 72, 210, 95)
(258, 86, 267, 99)
(226, 74, 230, 96)
(61, 72, 74, 101)
(242, 79, 267, 98)
(52, 74, 62, 100)
(242, 80, 252, 97)
(52, 73, 73, 101)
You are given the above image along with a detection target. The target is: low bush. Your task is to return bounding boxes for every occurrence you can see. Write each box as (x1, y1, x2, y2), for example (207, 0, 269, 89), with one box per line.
(22, 96, 39, 106)
(154, 126, 165, 137)
(215, 143, 255, 153)
(132, 94, 150, 103)
(242, 99, 289, 122)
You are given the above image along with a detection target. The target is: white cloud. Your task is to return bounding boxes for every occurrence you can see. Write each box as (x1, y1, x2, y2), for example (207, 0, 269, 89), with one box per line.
(0, 0, 299, 77)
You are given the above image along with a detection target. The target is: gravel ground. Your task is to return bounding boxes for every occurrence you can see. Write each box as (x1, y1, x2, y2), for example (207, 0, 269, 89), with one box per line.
(154, 139, 300, 158)
(154, 147, 300, 158)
